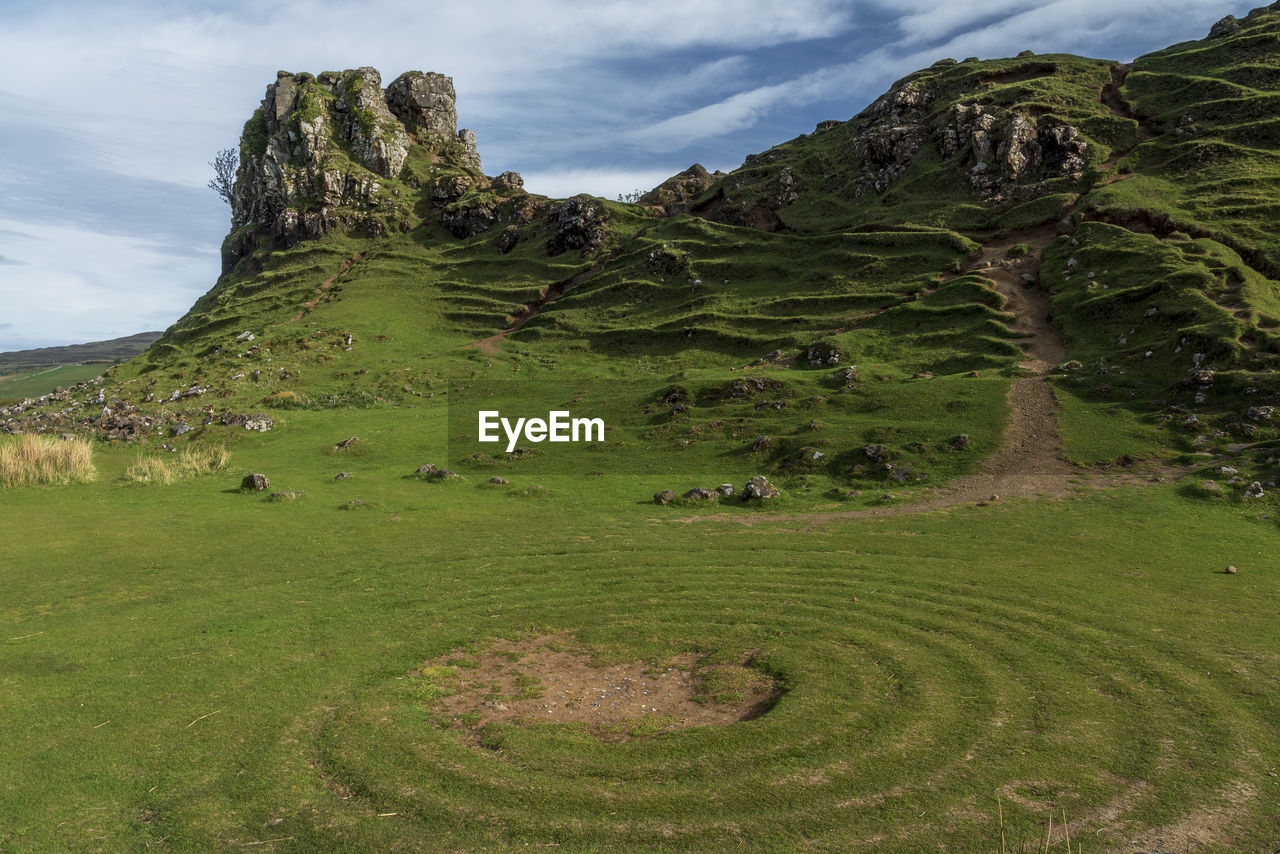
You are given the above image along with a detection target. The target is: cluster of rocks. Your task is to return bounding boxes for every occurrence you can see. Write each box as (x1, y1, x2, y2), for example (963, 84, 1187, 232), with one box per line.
(414, 463, 458, 479)
(942, 103, 1087, 200)
(805, 340, 844, 368)
(653, 475, 780, 504)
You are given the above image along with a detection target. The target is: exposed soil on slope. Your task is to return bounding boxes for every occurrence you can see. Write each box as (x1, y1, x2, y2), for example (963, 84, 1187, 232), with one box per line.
(471, 263, 603, 356)
(289, 253, 364, 322)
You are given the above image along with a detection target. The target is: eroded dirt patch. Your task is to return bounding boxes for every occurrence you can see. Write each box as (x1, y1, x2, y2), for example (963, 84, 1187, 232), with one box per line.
(410, 634, 780, 741)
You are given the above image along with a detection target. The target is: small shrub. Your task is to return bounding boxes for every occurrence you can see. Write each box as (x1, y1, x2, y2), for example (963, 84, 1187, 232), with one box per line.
(0, 434, 96, 487)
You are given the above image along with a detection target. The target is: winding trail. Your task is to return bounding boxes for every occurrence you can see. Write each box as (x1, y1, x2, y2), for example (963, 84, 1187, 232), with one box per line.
(289, 253, 364, 323)
(471, 262, 604, 356)
(681, 225, 1166, 526)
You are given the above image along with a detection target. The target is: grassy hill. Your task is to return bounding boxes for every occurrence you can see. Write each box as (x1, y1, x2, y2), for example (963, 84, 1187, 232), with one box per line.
(0, 332, 162, 403)
(2, 6, 1280, 852)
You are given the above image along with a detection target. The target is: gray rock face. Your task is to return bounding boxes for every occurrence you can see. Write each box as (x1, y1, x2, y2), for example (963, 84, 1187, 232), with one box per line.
(442, 198, 498, 238)
(385, 71, 458, 143)
(229, 67, 480, 263)
(334, 67, 409, 179)
(1209, 14, 1241, 37)
(493, 171, 524, 193)
(457, 128, 482, 172)
(944, 103, 1087, 200)
(242, 472, 270, 491)
(638, 163, 725, 212)
(742, 475, 781, 500)
(546, 196, 608, 255)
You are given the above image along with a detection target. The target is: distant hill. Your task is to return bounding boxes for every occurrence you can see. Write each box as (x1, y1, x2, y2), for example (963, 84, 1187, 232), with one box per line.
(0, 332, 163, 371)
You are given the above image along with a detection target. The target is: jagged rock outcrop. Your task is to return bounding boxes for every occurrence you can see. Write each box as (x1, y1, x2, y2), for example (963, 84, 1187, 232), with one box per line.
(638, 164, 725, 213)
(851, 77, 1087, 202)
(942, 103, 1087, 199)
(227, 67, 485, 267)
(332, 67, 409, 178)
(546, 196, 608, 255)
(385, 71, 458, 143)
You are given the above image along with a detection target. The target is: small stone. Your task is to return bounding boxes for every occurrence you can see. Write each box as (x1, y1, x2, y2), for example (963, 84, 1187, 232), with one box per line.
(1244, 481, 1265, 499)
(268, 491, 304, 502)
(489, 476, 510, 485)
(741, 475, 781, 500)
(1225, 565, 1238, 574)
(334, 471, 351, 480)
(654, 489, 676, 505)
(241, 472, 270, 491)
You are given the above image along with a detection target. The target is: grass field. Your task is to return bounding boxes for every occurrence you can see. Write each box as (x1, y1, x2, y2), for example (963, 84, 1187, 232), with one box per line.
(0, 364, 104, 402)
(1, 414, 1278, 852)
(8, 10, 1280, 851)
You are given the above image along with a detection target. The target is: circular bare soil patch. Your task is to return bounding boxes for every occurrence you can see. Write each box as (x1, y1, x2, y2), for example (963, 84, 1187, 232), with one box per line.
(410, 634, 781, 741)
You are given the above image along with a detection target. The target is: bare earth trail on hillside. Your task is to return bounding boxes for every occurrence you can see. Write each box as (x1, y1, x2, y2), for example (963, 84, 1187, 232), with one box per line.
(288, 252, 365, 323)
(471, 262, 605, 356)
(680, 224, 1170, 526)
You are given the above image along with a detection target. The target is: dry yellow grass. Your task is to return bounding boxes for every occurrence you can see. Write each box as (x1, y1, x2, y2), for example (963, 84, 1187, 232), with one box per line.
(125, 445, 229, 485)
(0, 433, 97, 486)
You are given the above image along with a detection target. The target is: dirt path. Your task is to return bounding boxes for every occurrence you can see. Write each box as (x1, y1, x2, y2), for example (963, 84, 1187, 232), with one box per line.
(471, 262, 603, 356)
(289, 253, 364, 322)
(680, 225, 1168, 526)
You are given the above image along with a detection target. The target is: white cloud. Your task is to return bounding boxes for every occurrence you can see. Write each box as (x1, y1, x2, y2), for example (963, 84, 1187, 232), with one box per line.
(521, 167, 689, 200)
(0, 219, 214, 343)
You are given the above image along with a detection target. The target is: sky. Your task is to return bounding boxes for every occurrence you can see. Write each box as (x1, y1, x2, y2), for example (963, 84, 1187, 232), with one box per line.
(0, 0, 1258, 350)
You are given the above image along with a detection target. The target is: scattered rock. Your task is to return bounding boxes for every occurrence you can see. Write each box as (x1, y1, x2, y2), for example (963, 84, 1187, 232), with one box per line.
(750, 435, 772, 452)
(1225, 565, 1238, 574)
(948, 433, 971, 449)
(339, 499, 374, 510)
(546, 195, 607, 255)
(683, 487, 718, 500)
(334, 471, 351, 480)
(1244, 481, 1265, 499)
(1214, 465, 1238, 476)
(241, 473, 270, 491)
(749, 349, 787, 366)
(416, 463, 439, 474)
(333, 436, 361, 450)
(741, 475, 781, 500)
(222, 412, 274, 431)
(488, 476, 510, 485)
(654, 489, 676, 505)
(1247, 405, 1274, 421)
(718, 483, 735, 497)
(496, 226, 520, 253)
(1055, 360, 1083, 373)
(268, 491, 305, 502)
(805, 340, 843, 367)
(831, 366, 860, 387)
